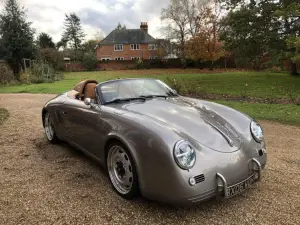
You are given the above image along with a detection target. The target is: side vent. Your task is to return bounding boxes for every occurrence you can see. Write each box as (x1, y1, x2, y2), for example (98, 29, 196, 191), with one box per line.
(54, 110, 62, 123)
(194, 174, 205, 184)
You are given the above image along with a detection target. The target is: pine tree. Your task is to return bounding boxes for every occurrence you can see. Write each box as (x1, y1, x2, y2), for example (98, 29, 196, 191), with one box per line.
(115, 22, 126, 30)
(37, 32, 55, 49)
(62, 13, 85, 50)
(0, 0, 35, 78)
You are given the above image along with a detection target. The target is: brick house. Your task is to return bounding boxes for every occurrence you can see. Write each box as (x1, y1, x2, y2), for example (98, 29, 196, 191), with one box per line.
(96, 22, 161, 61)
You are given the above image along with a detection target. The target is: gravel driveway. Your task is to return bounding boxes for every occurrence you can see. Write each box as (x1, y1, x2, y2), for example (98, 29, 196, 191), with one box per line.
(0, 94, 299, 225)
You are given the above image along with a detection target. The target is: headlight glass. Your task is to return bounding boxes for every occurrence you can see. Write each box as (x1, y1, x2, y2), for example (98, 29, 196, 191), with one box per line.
(250, 121, 263, 142)
(174, 140, 196, 170)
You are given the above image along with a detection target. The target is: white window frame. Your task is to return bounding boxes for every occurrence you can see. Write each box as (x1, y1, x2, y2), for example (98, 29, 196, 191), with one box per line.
(101, 57, 111, 61)
(130, 44, 140, 50)
(148, 44, 157, 50)
(149, 56, 158, 60)
(115, 57, 124, 61)
(114, 44, 123, 51)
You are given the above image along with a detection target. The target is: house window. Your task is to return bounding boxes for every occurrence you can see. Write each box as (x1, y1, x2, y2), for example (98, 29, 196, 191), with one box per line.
(115, 57, 124, 61)
(148, 44, 157, 50)
(130, 44, 140, 50)
(114, 44, 123, 51)
(131, 57, 140, 60)
(101, 58, 111, 61)
(149, 56, 158, 60)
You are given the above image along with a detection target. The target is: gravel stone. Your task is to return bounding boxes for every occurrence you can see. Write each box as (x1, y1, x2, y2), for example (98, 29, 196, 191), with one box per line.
(0, 94, 299, 225)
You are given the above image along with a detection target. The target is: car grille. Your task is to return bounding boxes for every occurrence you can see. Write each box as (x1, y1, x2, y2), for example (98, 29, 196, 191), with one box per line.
(194, 174, 205, 184)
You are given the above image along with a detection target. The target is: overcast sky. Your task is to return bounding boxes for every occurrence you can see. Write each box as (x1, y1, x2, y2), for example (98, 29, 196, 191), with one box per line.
(0, 0, 169, 42)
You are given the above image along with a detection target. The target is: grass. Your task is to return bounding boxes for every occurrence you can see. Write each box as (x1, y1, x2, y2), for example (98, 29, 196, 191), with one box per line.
(0, 108, 9, 125)
(217, 100, 300, 126)
(0, 69, 299, 125)
(0, 70, 299, 101)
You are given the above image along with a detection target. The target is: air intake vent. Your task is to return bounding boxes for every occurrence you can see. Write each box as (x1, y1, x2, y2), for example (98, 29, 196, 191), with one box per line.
(194, 174, 205, 184)
(54, 110, 62, 123)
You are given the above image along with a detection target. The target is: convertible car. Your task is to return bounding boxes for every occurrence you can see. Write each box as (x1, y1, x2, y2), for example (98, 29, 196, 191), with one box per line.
(42, 78, 267, 205)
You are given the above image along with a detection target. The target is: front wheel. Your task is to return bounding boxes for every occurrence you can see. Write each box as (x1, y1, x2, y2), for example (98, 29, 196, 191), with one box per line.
(107, 143, 139, 199)
(44, 112, 59, 144)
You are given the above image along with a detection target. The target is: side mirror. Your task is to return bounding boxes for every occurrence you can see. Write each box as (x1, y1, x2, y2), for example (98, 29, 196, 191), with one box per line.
(84, 98, 91, 106)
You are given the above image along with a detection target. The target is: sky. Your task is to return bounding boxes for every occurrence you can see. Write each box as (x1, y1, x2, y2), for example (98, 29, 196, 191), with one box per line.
(0, 0, 169, 42)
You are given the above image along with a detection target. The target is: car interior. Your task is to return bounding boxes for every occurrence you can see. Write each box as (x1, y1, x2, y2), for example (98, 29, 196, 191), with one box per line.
(67, 80, 98, 103)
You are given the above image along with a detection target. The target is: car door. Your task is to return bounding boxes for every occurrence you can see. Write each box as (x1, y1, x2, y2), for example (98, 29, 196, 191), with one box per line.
(62, 98, 104, 156)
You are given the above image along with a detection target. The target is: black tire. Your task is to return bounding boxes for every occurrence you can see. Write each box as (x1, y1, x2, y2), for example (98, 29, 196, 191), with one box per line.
(44, 112, 59, 144)
(106, 142, 139, 199)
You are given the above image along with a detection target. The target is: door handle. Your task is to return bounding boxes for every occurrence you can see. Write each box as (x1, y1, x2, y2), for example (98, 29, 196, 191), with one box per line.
(62, 111, 67, 115)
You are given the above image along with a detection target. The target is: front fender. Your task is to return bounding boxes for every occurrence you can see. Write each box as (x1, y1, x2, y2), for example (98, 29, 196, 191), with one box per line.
(102, 112, 183, 195)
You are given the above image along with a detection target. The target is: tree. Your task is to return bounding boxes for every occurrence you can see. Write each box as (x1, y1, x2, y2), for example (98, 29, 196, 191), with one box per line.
(275, 1, 300, 75)
(37, 48, 63, 71)
(161, 0, 211, 63)
(220, 1, 281, 69)
(0, 0, 35, 79)
(220, 7, 267, 69)
(62, 13, 85, 50)
(161, 0, 191, 62)
(186, 33, 226, 68)
(219, 0, 300, 74)
(115, 22, 126, 30)
(189, 0, 225, 69)
(82, 52, 98, 71)
(37, 32, 55, 49)
(56, 37, 68, 50)
(82, 39, 98, 53)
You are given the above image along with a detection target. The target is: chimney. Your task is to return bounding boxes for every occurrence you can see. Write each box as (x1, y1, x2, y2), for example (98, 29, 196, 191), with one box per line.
(140, 22, 148, 33)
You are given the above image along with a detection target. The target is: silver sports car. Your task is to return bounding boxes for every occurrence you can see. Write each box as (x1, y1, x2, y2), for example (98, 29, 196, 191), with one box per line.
(42, 78, 267, 205)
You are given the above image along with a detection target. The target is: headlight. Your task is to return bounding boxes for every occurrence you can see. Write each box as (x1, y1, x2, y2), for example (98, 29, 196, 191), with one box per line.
(173, 140, 196, 170)
(250, 121, 264, 142)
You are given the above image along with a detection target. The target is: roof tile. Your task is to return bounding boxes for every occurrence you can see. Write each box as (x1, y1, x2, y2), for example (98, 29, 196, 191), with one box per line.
(100, 29, 157, 45)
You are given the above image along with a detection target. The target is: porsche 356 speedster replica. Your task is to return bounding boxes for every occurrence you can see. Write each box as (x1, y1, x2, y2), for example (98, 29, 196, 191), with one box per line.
(42, 78, 267, 205)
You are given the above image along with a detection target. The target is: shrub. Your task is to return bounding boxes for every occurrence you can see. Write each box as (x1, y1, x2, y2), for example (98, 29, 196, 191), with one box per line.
(38, 48, 64, 71)
(82, 52, 98, 71)
(164, 77, 182, 94)
(21, 62, 63, 84)
(0, 62, 15, 84)
(136, 59, 144, 69)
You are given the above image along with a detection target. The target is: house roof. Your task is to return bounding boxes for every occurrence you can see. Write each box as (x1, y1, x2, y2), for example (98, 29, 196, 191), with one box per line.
(99, 29, 157, 45)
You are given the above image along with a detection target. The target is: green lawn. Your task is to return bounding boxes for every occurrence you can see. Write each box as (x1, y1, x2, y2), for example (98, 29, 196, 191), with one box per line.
(0, 70, 300, 101)
(217, 101, 300, 126)
(0, 108, 9, 125)
(0, 69, 299, 125)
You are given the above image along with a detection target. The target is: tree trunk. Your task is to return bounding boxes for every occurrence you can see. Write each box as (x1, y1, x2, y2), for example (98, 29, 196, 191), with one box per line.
(290, 62, 298, 76)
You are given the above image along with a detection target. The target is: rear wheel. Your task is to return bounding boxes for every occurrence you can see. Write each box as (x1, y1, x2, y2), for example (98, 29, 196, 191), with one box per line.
(44, 112, 59, 144)
(107, 142, 139, 199)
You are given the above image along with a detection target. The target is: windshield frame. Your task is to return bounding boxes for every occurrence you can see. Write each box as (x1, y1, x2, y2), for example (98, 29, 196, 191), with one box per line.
(96, 78, 178, 105)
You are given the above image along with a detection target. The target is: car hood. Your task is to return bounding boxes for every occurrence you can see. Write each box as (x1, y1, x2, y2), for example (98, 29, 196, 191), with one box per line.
(120, 97, 242, 153)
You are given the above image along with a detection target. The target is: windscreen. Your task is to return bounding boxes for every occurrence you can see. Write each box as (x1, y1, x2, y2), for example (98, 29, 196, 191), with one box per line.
(97, 79, 177, 104)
